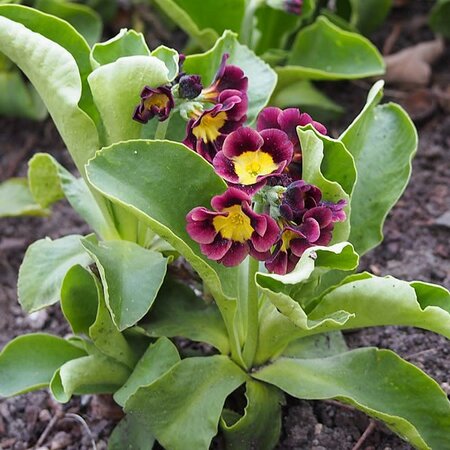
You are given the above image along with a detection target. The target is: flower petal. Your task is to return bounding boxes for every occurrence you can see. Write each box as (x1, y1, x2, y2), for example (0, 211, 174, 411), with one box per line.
(222, 127, 264, 158)
(259, 129, 294, 164)
(219, 242, 249, 266)
(256, 107, 282, 131)
(200, 236, 232, 260)
(213, 152, 240, 183)
(211, 187, 251, 211)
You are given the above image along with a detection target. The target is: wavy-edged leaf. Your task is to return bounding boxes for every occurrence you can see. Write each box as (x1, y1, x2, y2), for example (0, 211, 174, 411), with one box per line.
(50, 354, 130, 403)
(254, 348, 450, 449)
(86, 140, 238, 327)
(114, 337, 180, 407)
(340, 81, 418, 255)
(282, 331, 348, 358)
(35, 0, 102, 46)
(151, 46, 180, 82)
(221, 380, 283, 450)
(81, 239, 168, 331)
(140, 278, 230, 354)
(0, 334, 86, 397)
(125, 356, 247, 450)
(0, 178, 47, 217)
(184, 30, 277, 124)
(18, 234, 95, 313)
(28, 153, 115, 238)
(153, 0, 245, 50)
(0, 5, 101, 160)
(284, 16, 384, 80)
(108, 415, 155, 450)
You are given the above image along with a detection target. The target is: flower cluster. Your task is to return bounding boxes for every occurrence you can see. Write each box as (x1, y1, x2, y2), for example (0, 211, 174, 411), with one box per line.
(131, 53, 344, 275)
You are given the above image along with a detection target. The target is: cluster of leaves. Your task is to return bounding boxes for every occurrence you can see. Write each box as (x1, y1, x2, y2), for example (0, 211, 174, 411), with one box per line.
(0, 4, 450, 450)
(0, 0, 116, 119)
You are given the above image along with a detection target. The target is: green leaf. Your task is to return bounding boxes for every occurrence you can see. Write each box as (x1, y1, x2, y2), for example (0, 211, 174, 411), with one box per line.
(429, 0, 450, 38)
(184, 30, 277, 124)
(86, 140, 238, 325)
(108, 415, 155, 450)
(308, 275, 450, 340)
(0, 68, 47, 119)
(153, 0, 245, 50)
(254, 348, 450, 450)
(87, 55, 171, 144)
(61, 265, 98, 335)
(0, 334, 86, 397)
(299, 128, 352, 243)
(221, 380, 283, 450)
(90, 28, 150, 68)
(81, 239, 168, 331)
(18, 234, 94, 313)
(140, 278, 230, 354)
(0, 5, 100, 173)
(28, 153, 115, 238)
(125, 356, 247, 450)
(34, 0, 102, 47)
(151, 46, 180, 82)
(0, 178, 47, 217)
(282, 331, 348, 358)
(285, 16, 384, 80)
(337, 0, 392, 35)
(114, 337, 180, 407)
(270, 79, 344, 121)
(340, 81, 418, 255)
(50, 354, 130, 403)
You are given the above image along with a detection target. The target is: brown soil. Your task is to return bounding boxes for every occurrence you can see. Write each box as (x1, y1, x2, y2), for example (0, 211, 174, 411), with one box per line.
(0, 1, 449, 449)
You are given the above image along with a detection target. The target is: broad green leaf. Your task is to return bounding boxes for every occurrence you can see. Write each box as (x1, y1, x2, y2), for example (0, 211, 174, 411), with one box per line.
(50, 354, 130, 403)
(90, 28, 150, 69)
(35, 0, 102, 47)
(153, 0, 245, 50)
(140, 278, 230, 354)
(151, 46, 180, 82)
(0, 178, 47, 217)
(108, 415, 155, 450)
(254, 243, 358, 363)
(270, 79, 344, 121)
(87, 55, 171, 144)
(336, 0, 392, 35)
(18, 234, 95, 313)
(282, 331, 348, 358)
(254, 348, 450, 449)
(299, 128, 352, 242)
(125, 356, 247, 450)
(61, 265, 99, 335)
(285, 16, 384, 80)
(429, 0, 450, 38)
(88, 269, 138, 368)
(81, 239, 168, 331)
(85, 140, 238, 328)
(0, 69, 47, 119)
(184, 30, 277, 124)
(114, 337, 180, 407)
(340, 81, 417, 255)
(0, 6, 100, 174)
(28, 153, 116, 238)
(0, 334, 86, 397)
(308, 275, 450, 339)
(221, 380, 283, 450)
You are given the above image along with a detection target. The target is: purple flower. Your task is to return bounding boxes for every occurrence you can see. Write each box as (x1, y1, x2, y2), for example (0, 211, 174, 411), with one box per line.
(280, 180, 322, 222)
(183, 90, 248, 162)
(201, 53, 248, 103)
(267, 0, 303, 15)
(133, 85, 174, 123)
(186, 188, 279, 266)
(179, 74, 203, 99)
(213, 127, 293, 190)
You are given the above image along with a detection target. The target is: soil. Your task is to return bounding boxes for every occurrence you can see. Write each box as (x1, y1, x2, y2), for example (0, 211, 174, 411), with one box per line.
(0, 1, 449, 449)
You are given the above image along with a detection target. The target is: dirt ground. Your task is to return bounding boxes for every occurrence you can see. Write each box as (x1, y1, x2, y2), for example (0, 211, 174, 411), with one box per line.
(0, 1, 449, 449)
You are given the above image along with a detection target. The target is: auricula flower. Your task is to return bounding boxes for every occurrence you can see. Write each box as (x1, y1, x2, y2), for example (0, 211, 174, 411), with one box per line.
(183, 90, 247, 162)
(186, 188, 279, 266)
(213, 127, 293, 190)
(133, 85, 174, 123)
(179, 74, 203, 100)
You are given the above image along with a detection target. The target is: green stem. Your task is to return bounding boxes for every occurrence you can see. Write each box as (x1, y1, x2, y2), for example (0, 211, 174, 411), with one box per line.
(154, 116, 170, 140)
(240, 0, 264, 47)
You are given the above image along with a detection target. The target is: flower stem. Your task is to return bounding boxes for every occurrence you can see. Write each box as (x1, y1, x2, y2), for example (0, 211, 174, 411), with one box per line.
(154, 116, 170, 140)
(240, 0, 264, 47)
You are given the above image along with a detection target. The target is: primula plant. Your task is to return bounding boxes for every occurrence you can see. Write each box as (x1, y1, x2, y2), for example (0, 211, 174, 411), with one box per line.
(1, 4, 450, 450)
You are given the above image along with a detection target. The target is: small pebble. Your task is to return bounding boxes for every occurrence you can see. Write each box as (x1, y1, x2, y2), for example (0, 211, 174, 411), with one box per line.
(50, 431, 72, 450)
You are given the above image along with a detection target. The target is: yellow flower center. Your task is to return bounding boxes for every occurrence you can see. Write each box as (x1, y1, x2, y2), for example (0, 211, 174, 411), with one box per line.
(280, 230, 297, 252)
(192, 111, 227, 143)
(212, 205, 254, 242)
(233, 151, 278, 185)
(144, 93, 169, 109)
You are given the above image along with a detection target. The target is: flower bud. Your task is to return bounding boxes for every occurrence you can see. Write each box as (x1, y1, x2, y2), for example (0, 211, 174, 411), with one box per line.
(179, 74, 203, 100)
